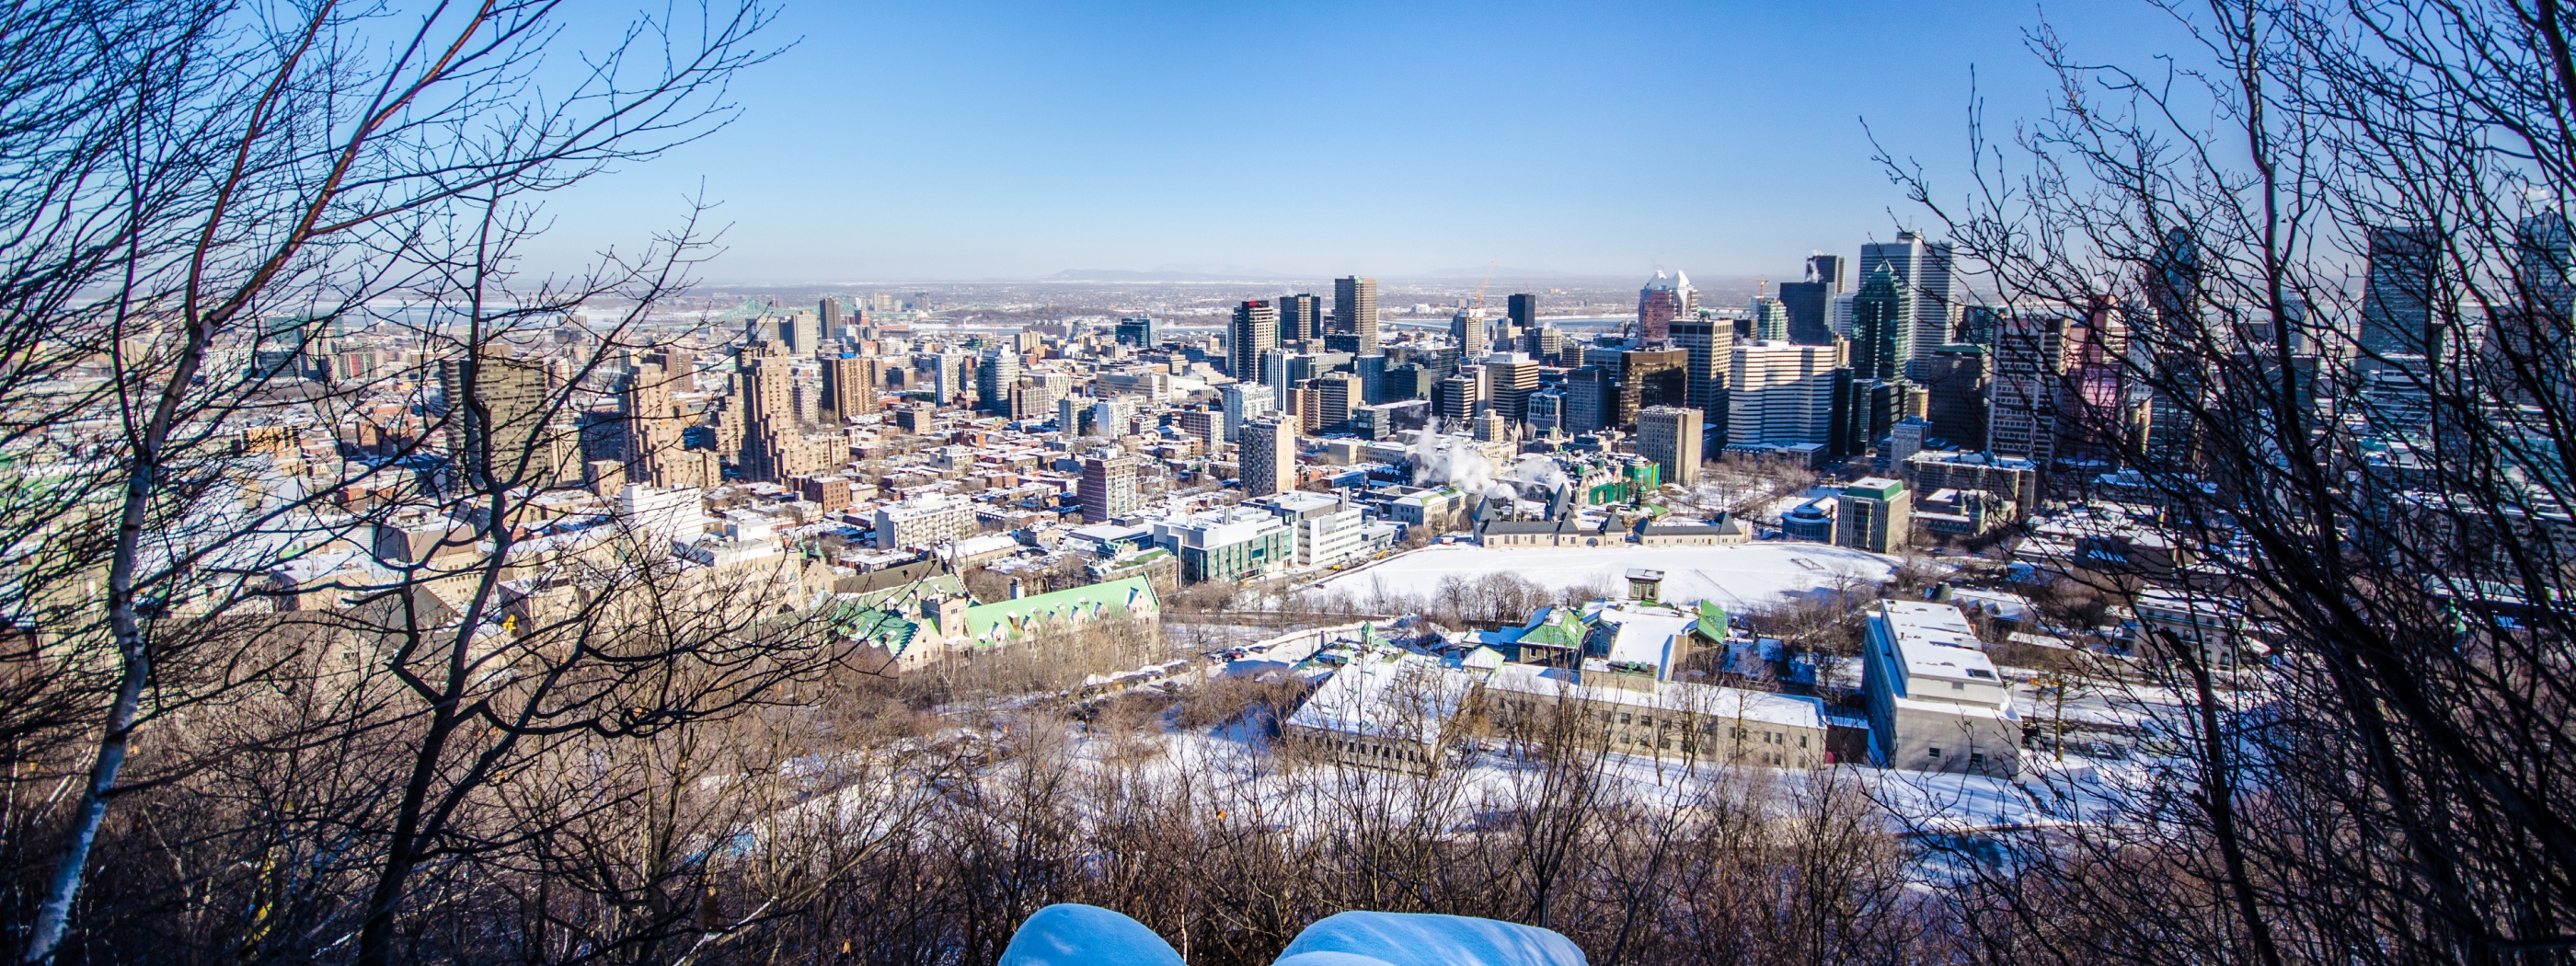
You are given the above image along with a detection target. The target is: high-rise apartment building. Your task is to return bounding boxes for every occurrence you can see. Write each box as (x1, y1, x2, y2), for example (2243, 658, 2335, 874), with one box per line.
(976, 347, 1020, 415)
(1637, 406, 1704, 487)
(441, 349, 563, 489)
(2358, 223, 2440, 360)
(1334, 276, 1379, 353)
(1280, 293, 1325, 342)
(1079, 454, 1141, 523)
(1481, 353, 1540, 424)
(1241, 418, 1296, 497)
(1229, 300, 1279, 384)
(1726, 340, 1842, 447)
(1989, 311, 2068, 465)
(1857, 231, 1956, 362)
(1670, 317, 1732, 417)
(1637, 270, 1695, 341)
(1219, 381, 1275, 443)
(782, 312, 823, 355)
(822, 355, 879, 419)
(1017, 372, 1072, 421)
(819, 297, 845, 335)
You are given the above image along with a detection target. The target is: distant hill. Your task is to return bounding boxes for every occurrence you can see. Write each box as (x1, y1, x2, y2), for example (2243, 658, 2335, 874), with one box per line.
(1045, 268, 1292, 282)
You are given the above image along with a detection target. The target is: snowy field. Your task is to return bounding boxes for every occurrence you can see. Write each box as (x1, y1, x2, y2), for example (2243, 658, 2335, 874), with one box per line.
(1308, 542, 1901, 610)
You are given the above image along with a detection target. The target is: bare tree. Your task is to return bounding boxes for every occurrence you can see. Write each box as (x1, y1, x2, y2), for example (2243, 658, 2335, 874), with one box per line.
(1876, 1, 2576, 960)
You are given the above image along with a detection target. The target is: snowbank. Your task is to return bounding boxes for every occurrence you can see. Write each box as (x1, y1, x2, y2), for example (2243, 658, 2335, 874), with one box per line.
(1309, 543, 1897, 609)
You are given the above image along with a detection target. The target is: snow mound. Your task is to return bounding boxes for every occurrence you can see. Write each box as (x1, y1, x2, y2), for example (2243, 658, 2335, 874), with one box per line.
(1275, 911, 1588, 966)
(997, 904, 1182, 966)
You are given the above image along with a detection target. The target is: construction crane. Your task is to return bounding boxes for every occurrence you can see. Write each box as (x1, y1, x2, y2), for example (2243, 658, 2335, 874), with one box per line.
(1471, 257, 1498, 313)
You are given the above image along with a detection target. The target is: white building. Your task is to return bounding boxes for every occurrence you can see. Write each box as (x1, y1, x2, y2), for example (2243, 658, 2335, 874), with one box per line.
(1249, 490, 1368, 569)
(1727, 340, 1842, 447)
(873, 492, 975, 550)
(1861, 600, 2020, 776)
(614, 483, 707, 545)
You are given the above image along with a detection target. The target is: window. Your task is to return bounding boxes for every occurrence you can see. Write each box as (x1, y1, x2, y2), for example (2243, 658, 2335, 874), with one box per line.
(1928, 747, 1943, 759)
(1951, 681, 1966, 691)
(1970, 753, 1987, 770)
(1799, 735, 1810, 748)
(1619, 713, 1632, 725)
(1639, 716, 1653, 728)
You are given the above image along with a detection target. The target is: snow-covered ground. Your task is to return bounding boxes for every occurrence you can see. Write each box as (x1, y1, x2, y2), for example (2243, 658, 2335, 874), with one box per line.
(1304, 542, 1900, 610)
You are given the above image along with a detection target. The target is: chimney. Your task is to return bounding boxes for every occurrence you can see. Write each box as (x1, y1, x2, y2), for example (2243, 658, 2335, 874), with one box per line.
(1008, 576, 1026, 600)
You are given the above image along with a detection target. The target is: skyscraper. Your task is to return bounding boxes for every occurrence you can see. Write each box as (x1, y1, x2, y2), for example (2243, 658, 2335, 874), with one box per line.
(1989, 311, 2068, 465)
(1482, 353, 1539, 424)
(1450, 309, 1489, 364)
(1616, 347, 1689, 427)
(1241, 418, 1296, 497)
(1434, 373, 1481, 422)
(1079, 454, 1140, 523)
(1670, 317, 1731, 418)
(1334, 276, 1379, 353)
(1779, 253, 1846, 346)
(1507, 293, 1539, 333)
(976, 347, 1020, 415)
(1564, 366, 1611, 433)
(1807, 252, 1846, 293)
(1857, 231, 1956, 361)
(1751, 295, 1790, 341)
(1229, 299, 1279, 384)
(1279, 293, 1325, 342)
(1637, 406, 1704, 487)
(783, 312, 823, 355)
(1317, 371, 1363, 428)
(1727, 340, 1842, 447)
(1116, 316, 1159, 348)
(1637, 270, 1695, 341)
(819, 297, 845, 335)
(1850, 264, 1909, 382)
(2358, 223, 2440, 361)
(1919, 344, 1990, 449)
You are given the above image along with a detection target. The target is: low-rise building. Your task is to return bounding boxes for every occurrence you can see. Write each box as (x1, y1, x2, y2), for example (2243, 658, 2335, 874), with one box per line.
(1150, 506, 1295, 583)
(1248, 490, 1370, 569)
(1861, 600, 2020, 776)
(1481, 664, 1830, 767)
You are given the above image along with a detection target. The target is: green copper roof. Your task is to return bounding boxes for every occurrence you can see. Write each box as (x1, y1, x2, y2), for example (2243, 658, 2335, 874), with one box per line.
(962, 576, 1159, 645)
(1694, 601, 1730, 641)
(1518, 606, 1589, 649)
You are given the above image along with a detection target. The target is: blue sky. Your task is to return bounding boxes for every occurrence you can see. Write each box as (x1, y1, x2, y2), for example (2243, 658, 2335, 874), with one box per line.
(528, 1, 2191, 282)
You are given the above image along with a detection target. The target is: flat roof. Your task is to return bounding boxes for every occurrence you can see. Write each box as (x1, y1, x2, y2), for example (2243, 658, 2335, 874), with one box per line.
(1876, 600, 1998, 686)
(1485, 664, 1825, 730)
